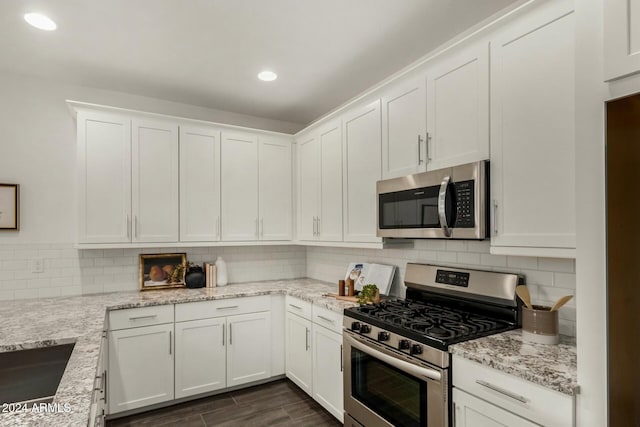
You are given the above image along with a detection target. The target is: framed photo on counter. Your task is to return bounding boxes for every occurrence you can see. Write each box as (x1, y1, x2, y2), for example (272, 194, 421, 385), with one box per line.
(0, 184, 19, 230)
(139, 253, 187, 291)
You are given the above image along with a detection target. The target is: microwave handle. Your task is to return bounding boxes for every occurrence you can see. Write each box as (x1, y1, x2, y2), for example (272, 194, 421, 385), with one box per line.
(438, 176, 452, 237)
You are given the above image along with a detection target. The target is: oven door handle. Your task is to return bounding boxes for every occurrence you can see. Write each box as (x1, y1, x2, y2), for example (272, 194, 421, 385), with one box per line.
(346, 334, 442, 382)
(438, 175, 452, 238)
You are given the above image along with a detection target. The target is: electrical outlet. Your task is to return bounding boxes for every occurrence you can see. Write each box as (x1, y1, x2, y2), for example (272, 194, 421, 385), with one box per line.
(32, 258, 44, 273)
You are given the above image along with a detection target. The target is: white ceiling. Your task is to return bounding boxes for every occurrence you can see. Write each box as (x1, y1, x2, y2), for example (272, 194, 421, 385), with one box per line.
(0, 1, 518, 126)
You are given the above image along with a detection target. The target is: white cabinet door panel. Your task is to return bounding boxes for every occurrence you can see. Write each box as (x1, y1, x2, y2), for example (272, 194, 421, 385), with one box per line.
(174, 318, 226, 399)
(221, 132, 259, 241)
(342, 100, 382, 243)
(108, 324, 174, 414)
(312, 325, 343, 422)
(259, 137, 292, 240)
(132, 119, 179, 243)
(490, 3, 576, 250)
(319, 120, 343, 242)
(77, 111, 131, 244)
(381, 76, 427, 179)
(453, 389, 537, 427)
(179, 126, 221, 242)
(605, 0, 640, 80)
(285, 311, 313, 395)
(297, 134, 319, 241)
(427, 42, 489, 170)
(226, 312, 271, 387)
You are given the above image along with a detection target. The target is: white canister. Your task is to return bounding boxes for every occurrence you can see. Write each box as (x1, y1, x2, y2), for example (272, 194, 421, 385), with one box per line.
(215, 256, 228, 286)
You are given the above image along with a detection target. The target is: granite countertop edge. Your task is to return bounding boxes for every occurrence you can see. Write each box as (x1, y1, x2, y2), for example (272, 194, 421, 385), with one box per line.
(0, 278, 353, 427)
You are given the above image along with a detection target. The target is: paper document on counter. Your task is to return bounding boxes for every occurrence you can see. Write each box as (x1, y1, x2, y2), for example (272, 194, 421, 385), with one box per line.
(345, 263, 395, 295)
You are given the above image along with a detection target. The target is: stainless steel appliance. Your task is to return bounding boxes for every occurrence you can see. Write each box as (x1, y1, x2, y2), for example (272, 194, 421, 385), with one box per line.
(343, 263, 522, 427)
(376, 161, 488, 240)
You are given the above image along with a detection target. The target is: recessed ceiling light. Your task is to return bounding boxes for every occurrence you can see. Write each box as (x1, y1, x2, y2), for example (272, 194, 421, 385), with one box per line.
(24, 13, 57, 31)
(257, 71, 278, 82)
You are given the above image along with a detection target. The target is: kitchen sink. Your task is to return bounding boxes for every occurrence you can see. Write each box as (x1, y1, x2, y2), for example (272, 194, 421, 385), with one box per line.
(0, 343, 75, 405)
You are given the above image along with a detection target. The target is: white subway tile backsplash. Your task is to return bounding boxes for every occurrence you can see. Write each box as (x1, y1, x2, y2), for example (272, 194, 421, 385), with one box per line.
(507, 256, 538, 270)
(480, 253, 507, 267)
(538, 257, 575, 273)
(436, 251, 457, 263)
(553, 272, 577, 289)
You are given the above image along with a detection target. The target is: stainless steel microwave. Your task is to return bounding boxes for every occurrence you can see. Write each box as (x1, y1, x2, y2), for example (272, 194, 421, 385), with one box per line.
(376, 161, 488, 240)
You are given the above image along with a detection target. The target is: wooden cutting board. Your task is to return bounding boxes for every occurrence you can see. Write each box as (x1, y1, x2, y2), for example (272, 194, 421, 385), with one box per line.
(325, 293, 359, 303)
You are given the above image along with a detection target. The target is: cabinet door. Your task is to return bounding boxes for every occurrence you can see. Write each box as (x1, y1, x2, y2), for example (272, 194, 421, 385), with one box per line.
(490, 3, 576, 252)
(259, 137, 292, 240)
(605, 0, 640, 81)
(77, 111, 131, 244)
(426, 42, 489, 170)
(342, 100, 383, 243)
(132, 119, 179, 243)
(453, 388, 538, 427)
(312, 325, 344, 422)
(297, 133, 320, 241)
(381, 76, 427, 179)
(318, 119, 344, 242)
(221, 131, 259, 241)
(226, 312, 271, 387)
(179, 125, 221, 242)
(108, 324, 174, 414)
(174, 318, 226, 399)
(285, 311, 313, 395)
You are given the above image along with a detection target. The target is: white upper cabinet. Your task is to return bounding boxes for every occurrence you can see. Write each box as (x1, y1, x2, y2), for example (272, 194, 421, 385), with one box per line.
(381, 76, 427, 179)
(426, 41, 489, 171)
(605, 0, 640, 81)
(77, 111, 131, 244)
(490, 0, 575, 256)
(342, 100, 382, 243)
(179, 125, 221, 242)
(259, 136, 292, 241)
(221, 131, 259, 241)
(297, 132, 320, 241)
(318, 120, 344, 242)
(132, 119, 179, 243)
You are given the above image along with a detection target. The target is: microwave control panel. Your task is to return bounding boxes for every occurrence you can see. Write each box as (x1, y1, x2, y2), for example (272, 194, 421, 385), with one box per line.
(454, 180, 474, 228)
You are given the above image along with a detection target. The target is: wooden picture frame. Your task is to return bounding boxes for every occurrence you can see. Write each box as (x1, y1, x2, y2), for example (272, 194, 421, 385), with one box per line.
(0, 184, 19, 230)
(139, 253, 187, 291)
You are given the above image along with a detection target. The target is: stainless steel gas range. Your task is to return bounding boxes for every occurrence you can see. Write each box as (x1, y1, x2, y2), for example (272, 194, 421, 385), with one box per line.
(342, 263, 523, 427)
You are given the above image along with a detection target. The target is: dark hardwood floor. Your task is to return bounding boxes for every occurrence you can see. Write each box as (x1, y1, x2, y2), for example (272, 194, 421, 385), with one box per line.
(107, 379, 342, 426)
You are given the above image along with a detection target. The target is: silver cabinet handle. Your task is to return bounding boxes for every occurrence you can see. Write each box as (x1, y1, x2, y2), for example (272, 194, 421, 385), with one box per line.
(229, 324, 232, 345)
(313, 217, 317, 236)
(426, 132, 432, 161)
(169, 330, 172, 355)
(216, 305, 239, 310)
(340, 344, 343, 372)
(222, 324, 225, 346)
(289, 303, 302, 310)
(475, 380, 529, 404)
(126, 214, 131, 239)
(492, 200, 498, 236)
(305, 327, 309, 351)
(317, 217, 321, 236)
(438, 176, 452, 237)
(317, 315, 334, 324)
(134, 215, 138, 238)
(417, 135, 424, 165)
(128, 314, 157, 321)
(103, 370, 107, 404)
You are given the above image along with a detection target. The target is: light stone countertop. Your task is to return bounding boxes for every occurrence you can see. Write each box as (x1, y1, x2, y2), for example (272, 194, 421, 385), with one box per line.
(449, 329, 578, 396)
(0, 279, 354, 427)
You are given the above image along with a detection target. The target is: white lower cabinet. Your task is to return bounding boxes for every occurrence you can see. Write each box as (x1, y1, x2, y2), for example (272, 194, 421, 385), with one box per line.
(285, 310, 313, 395)
(312, 324, 344, 422)
(227, 312, 272, 387)
(108, 323, 174, 414)
(453, 388, 537, 427)
(174, 317, 226, 399)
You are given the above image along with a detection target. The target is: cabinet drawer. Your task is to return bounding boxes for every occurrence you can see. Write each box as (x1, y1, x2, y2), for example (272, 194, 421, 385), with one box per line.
(453, 355, 573, 427)
(286, 296, 312, 319)
(312, 304, 343, 334)
(109, 305, 174, 330)
(175, 295, 270, 322)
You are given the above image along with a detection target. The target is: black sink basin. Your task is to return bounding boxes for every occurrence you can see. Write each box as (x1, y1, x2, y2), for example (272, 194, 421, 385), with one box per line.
(0, 343, 75, 405)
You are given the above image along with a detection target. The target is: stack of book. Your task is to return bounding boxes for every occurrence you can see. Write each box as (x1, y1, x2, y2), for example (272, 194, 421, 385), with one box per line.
(203, 262, 217, 288)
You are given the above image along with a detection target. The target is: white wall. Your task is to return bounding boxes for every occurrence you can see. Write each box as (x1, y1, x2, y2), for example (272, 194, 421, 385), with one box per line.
(306, 240, 577, 336)
(0, 71, 300, 244)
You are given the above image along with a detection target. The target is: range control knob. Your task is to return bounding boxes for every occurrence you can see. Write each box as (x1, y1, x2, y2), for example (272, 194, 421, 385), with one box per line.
(360, 324, 371, 334)
(411, 344, 423, 355)
(377, 331, 390, 342)
(398, 339, 411, 350)
(350, 322, 361, 331)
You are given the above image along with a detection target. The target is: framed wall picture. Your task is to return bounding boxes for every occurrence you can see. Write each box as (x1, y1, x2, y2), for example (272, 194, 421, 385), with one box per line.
(0, 184, 19, 230)
(139, 253, 187, 291)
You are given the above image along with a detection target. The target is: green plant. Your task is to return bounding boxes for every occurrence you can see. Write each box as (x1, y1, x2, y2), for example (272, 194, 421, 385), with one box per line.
(357, 284, 379, 305)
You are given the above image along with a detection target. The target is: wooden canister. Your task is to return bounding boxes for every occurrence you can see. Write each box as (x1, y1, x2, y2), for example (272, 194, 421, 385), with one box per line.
(338, 280, 346, 296)
(347, 279, 355, 296)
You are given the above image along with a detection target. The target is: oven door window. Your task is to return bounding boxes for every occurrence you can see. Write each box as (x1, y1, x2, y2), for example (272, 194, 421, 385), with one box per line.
(379, 186, 441, 229)
(351, 347, 427, 427)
